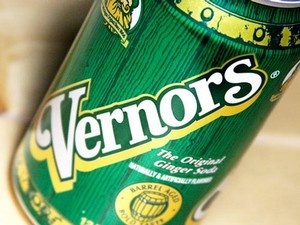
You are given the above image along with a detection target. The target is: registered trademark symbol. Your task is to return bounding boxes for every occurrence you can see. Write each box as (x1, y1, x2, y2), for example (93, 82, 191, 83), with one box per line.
(270, 70, 280, 79)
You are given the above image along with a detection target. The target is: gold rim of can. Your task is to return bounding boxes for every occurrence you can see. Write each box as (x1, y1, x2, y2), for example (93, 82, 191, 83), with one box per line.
(173, 0, 300, 48)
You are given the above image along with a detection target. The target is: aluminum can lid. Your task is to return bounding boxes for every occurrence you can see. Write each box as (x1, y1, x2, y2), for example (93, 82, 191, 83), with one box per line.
(252, 0, 300, 8)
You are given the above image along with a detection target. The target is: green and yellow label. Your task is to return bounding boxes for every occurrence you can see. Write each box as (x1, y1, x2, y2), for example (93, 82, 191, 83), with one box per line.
(30, 55, 267, 193)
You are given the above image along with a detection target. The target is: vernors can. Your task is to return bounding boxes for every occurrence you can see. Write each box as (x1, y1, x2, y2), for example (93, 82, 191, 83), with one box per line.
(12, 0, 300, 224)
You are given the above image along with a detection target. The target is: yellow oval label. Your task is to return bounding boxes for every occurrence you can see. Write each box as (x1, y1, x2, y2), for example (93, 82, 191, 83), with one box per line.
(115, 182, 182, 224)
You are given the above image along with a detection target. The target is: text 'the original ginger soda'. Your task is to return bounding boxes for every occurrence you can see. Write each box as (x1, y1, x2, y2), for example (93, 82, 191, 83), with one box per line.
(12, 0, 300, 224)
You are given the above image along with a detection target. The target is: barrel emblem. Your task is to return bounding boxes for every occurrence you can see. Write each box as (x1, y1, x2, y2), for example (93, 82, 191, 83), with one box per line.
(115, 182, 182, 224)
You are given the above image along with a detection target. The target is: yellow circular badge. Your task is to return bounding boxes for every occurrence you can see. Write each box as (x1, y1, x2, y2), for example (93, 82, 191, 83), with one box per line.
(115, 182, 182, 224)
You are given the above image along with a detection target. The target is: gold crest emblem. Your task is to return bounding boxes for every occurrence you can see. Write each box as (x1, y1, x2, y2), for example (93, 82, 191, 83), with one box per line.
(101, 0, 141, 47)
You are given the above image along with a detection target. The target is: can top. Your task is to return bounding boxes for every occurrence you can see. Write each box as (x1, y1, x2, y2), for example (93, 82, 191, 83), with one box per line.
(252, 0, 300, 8)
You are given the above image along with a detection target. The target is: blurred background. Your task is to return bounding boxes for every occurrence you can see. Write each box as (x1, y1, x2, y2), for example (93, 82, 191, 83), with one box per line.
(0, 1, 299, 224)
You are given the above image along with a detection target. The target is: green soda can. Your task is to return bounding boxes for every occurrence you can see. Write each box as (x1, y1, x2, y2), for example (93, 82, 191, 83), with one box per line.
(12, 0, 300, 224)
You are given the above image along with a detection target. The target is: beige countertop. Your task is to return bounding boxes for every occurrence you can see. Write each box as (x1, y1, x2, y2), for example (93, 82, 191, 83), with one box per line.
(1, 1, 299, 224)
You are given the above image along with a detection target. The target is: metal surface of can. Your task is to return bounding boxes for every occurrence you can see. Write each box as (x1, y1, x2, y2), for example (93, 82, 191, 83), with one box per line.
(12, 0, 300, 224)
